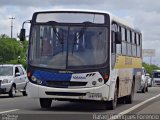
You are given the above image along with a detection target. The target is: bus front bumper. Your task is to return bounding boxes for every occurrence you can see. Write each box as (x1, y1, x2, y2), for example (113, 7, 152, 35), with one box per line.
(26, 82, 110, 101)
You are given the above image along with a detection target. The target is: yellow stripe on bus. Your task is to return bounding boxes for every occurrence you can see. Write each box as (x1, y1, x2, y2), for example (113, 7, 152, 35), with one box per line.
(115, 55, 142, 69)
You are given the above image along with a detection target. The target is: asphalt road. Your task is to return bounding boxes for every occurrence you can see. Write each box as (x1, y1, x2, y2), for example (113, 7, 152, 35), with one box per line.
(0, 87, 160, 120)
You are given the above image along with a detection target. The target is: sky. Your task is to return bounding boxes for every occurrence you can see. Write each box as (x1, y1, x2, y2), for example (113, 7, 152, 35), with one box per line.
(0, 0, 160, 65)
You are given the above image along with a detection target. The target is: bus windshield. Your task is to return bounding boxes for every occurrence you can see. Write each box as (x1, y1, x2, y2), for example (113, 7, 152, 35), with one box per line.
(29, 24, 108, 69)
(153, 72, 160, 78)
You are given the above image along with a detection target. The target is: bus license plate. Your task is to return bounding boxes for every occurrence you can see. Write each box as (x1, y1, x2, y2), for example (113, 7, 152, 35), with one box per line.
(88, 93, 102, 98)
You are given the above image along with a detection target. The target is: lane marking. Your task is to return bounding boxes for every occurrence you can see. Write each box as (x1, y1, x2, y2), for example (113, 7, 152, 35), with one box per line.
(0, 109, 19, 114)
(109, 93, 160, 120)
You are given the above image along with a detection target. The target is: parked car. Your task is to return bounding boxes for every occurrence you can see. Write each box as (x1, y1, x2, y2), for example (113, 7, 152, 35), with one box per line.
(139, 67, 148, 93)
(0, 64, 28, 97)
(152, 70, 160, 86)
(146, 73, 153, 87)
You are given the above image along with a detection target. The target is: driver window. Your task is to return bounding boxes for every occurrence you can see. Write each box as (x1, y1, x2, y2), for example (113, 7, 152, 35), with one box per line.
(18, 67, 24, 75)
(15, 67, 20, 77)
(42, 39, 53, 55)
(40, 27, 53, 56)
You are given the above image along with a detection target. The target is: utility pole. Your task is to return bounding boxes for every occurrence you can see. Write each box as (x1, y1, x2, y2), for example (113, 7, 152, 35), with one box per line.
(9, 17, 15, 38)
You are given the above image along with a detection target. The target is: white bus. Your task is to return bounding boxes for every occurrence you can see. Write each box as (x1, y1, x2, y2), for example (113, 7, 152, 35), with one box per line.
(20, 10, 142, 109)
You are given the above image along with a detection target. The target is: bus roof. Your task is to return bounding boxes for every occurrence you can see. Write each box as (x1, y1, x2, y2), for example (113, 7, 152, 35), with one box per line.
(35, 9, 140, 32)
(153, 70, 160, 72)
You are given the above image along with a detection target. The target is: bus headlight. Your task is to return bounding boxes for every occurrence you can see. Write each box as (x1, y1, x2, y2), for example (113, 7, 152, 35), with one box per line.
(37, 79, 42, 84)
(92, 81, 97, 86)
(98, 78, 103, 83)
(31, 76, 42, 85)
(31, 76, 37, 81)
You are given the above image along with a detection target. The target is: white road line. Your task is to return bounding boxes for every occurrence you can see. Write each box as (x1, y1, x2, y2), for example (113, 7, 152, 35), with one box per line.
(109, 93, 160, 120)
(0, 109, 19, 114)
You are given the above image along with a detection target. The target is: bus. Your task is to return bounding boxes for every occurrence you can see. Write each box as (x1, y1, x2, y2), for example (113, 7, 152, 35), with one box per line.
(20, 10, 142, 109)
(152, 70, 160, 86)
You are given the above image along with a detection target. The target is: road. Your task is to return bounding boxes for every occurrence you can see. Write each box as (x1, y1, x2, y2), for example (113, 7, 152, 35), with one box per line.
(0, 87, 160, 120)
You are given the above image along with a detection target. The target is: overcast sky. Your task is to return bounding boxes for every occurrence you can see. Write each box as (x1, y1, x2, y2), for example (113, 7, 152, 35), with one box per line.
(0, 0, 159, 65)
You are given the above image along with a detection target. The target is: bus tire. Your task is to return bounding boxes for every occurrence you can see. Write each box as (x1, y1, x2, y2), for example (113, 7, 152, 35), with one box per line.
(22, 91, 27, 96)
(106, 83, 118, 110)
(40, 98, 52, 108)
(125, 80, 135, 104)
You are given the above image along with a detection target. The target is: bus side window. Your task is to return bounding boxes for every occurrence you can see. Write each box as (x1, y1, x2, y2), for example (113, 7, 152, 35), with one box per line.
(121, 27, 127, 55)
(116, 26, 122, 54)
(136, 33, 141, 57)
(111, 23, 117, 69)
(111, 23, 117, 53)
(111, 31, 116, 53)
(127, 29, 132, 56)
(131, 31, 136, 57)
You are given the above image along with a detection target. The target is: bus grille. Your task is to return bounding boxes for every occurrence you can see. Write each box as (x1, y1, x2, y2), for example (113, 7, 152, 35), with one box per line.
(45, 92, 86, 96)
(46, 81, 87, 88)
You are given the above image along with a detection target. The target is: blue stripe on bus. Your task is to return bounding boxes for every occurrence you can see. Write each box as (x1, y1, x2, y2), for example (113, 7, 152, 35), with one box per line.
(33, 70, 72, 81)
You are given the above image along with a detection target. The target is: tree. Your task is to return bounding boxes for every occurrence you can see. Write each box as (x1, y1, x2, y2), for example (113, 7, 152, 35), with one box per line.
(143, 62, 160, 76)
(0, 36, 28, 68)
(0, 34, 9, 39)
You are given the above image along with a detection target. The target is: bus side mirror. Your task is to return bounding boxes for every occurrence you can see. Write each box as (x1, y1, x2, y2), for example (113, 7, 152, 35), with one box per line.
(115, 32, 122, 44)
(20, 28, 26, 41)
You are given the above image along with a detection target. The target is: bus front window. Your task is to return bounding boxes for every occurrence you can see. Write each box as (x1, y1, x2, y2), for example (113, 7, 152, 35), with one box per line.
(29, 25, 108, 69)
(153, 73, 160, 78)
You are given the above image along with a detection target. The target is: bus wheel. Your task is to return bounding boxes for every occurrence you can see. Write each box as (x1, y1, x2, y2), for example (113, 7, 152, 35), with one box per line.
(125, 81, 135, 104)
(40, 98, 52, 108)
(22, 91, 27, 96)
(106, 83, 118, 110)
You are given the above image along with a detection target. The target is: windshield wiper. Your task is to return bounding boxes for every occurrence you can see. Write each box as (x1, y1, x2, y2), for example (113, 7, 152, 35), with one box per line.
(71, 21, 93, 54)
(47, 21, 64, 54)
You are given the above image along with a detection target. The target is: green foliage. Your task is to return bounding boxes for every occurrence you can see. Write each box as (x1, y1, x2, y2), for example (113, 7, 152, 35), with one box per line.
(0, 34, 10, 39)
(0, 35, 28, 69)
(143, 62, 160, 76)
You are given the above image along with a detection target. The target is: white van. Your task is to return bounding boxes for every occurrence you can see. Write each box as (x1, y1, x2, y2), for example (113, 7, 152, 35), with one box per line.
(152, 70, 160, 86)
(0, 64, 28, 97)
